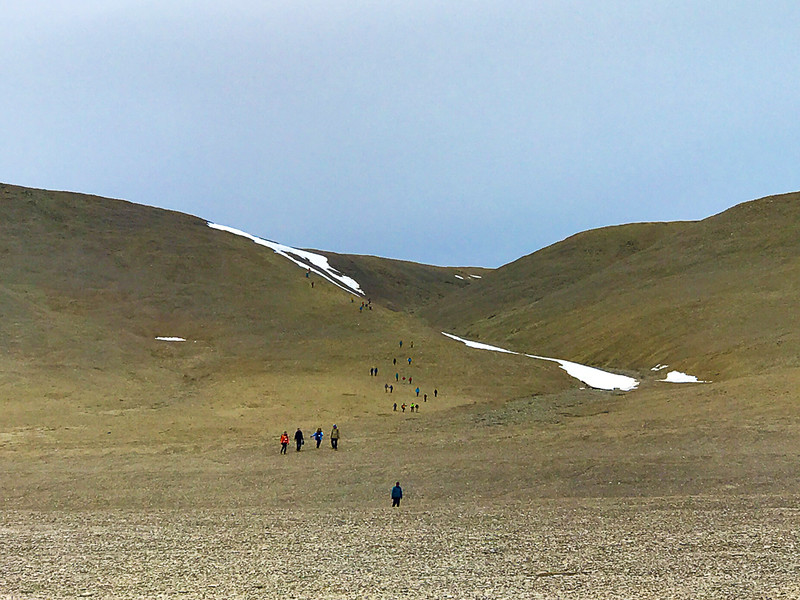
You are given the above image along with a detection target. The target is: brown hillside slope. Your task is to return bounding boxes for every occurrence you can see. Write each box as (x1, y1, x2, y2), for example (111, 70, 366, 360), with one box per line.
(317, 251, 491, 313)
(5, 185, 800, 598)
(0, 183, 567, 453)
(414, 192, 800, 381)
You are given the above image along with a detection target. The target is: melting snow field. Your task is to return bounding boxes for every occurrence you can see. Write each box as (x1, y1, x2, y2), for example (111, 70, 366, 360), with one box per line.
(208, 223, 364, 296)
(442, 333, 639, 391)
(155, 337, 186, 342)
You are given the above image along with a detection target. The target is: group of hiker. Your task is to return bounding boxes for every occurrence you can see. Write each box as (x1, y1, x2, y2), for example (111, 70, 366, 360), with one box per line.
(383, 340, 439, 413)
(280, 424, 340, 453)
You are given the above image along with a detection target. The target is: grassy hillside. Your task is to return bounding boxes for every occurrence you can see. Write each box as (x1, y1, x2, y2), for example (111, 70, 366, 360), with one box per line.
(319, 251, 491, 313)
(411, 192, 800, 381)
(0, 183, 568, 460)
(5, 183, 800, 599)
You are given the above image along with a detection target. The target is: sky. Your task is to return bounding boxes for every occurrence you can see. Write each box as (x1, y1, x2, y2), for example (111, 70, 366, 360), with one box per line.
(2, 1, 799, 267)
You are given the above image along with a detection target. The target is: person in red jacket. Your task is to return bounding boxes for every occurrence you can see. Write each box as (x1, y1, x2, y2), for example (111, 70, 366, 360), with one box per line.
(279, 431, 289, 454)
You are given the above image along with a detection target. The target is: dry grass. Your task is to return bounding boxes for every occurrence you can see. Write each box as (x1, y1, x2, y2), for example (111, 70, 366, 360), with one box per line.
(3, 184, 800, 597)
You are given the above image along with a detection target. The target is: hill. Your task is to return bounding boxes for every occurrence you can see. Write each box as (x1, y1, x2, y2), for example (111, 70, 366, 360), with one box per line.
(329, 192, 800, 382)
(0, 182, 566, 456)
(4, 183, 800, 598)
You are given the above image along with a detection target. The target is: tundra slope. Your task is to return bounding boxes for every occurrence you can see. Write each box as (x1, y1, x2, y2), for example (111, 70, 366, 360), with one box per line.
(3, 184, 800, 598)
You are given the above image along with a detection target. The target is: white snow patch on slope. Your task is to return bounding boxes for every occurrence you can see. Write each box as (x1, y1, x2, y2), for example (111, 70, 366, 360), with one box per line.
(455, 275, 465, 280)
(651, 364, 670, 371)
(470, 274, 482, 279)
(442, 333, 639, 391)
(156, 337, 186, 342)
(661, 370, 709, 383)
(441, 333, 516, 354)
(208, 223, 363, 296)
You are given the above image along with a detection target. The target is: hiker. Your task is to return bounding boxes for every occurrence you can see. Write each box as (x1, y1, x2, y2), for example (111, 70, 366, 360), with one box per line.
(393, 402, 397, 411)
(391, 482, 403, 507)
(396, 373, 399, 382)
(415, 387, 420, 397)
(312, 427, 324, 449)
(280, 431, 289, 454)
(408, 357, 412, 365)
(408, 377, 412, 385)
(401, 404, 406, 413)
(393, 358, 397, 365)
(370, 367, 374, 376)
(330, 424, 340, 450)
(389, 385, 393, 393)
(294, 428, 304, 452)
(399, 341, 403, 348)
(385, 383, 389, 393)
(434, 389, 438, 398)
(374, 367, 378, 376)
(424, 394, 427, 402)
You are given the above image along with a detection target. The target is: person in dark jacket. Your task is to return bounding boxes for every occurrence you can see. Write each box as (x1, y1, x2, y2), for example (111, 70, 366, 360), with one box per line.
(391, 482, 403, 507)
(294, 428, 304, 452)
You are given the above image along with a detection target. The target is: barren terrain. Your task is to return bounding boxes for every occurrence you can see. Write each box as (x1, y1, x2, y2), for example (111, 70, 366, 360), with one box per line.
(3, 185, 800, 597)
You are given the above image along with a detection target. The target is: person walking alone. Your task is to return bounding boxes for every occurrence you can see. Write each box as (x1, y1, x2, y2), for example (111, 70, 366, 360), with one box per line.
(280, 431, 289, 454)
(330, 424, 340, 450)
(294, 428, 304, 452)
(391, 482, 403, 507)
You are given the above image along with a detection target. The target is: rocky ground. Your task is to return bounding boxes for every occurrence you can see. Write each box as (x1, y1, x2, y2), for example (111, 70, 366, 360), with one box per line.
(3, 495, 800, 599)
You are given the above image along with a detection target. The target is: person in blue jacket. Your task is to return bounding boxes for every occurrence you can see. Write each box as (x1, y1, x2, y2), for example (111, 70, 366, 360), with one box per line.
(391, 482, 403, 507)
(312, 427, 324, 448)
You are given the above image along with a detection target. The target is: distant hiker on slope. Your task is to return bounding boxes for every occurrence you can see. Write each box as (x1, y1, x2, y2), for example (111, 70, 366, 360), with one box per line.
(330, 424, 340, 450)
(294, 428, 304, 452)
(415, 387, 420, 397)
(312, 427, 324, 449)
(280, 431, 289, 454)
(391, 482, 403, 507)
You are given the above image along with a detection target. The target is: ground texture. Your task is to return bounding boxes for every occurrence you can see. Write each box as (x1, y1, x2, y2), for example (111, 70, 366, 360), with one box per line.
(3, 495, 800, 599)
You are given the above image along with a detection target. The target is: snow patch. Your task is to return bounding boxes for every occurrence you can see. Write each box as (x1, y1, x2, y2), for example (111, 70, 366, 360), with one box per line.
(207, 223, 363, 296)
(455, 275, 465, 280)
(661, 370, 709, 384)
(651, 364, 669, 371)
(156, 337, 186, 342)
(469, 274, 482, 279)
(442, 333, 639, 392)
(441, 333, 516, 354)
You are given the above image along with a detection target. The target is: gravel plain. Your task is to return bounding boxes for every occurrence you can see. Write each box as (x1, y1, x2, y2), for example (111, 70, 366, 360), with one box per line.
(3, 495, 800, 599)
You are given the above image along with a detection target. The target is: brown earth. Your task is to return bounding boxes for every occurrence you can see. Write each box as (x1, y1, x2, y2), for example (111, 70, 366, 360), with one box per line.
(2, 184, 800, 597)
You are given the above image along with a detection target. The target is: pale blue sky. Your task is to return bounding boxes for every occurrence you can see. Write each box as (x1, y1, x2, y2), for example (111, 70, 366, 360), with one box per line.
(2, 1, 799, 266)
